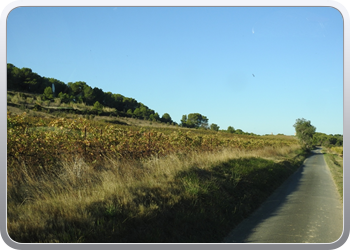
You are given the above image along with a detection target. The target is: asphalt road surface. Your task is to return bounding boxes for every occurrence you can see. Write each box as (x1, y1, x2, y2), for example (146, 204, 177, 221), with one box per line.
(223, 147, 343, 243)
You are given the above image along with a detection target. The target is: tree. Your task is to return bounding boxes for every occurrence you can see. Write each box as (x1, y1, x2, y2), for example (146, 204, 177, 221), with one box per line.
(68, 81, 84, 95)
(83, 85, 94, 105)
(58, 92, 71, 103)
(312, 132, 327, 146)
(154, 112, 160, 121)
(92, 101, 104, 113)
(227, 126, 235, 133)
(293, 118, 316, 149)
(185, 113, 209, 129)
(210, 123, 220, 131)
(92, 87, 105, 104)
(180, 115, 187, 127)
(161, 113, 172, 123)
(43, 86, 53, 100)
(235, 129, 243, 135)
(126, 109, 133, 117)
(133, 108, 142, 118)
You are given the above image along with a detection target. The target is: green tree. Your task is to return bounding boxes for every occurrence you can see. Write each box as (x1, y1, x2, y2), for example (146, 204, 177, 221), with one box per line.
(161, 113, 172, 123)
(133, 108, 142, 118)
(149, 114, 155, 121)
(154, 112, 160, 121)
(83, 85, 94, 105)
(58, 92, 71, 103)
(92, 87, 105, 104)
(180, 115, 187, 127)
(92, 101, 104, 113)
(126, 109, 133, 117)
(210, 123, 220, 131)
(293, 118, 316, 149)
(186, 113, 209, 129)
(235, 129, 244, 135)
(43, 86, 53, 100)
(227, 126, 235, 133)
(68, 81, 84, 95)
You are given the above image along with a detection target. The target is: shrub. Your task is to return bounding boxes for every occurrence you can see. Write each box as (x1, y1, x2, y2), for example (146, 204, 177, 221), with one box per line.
(11, 93, 24, 104)
(26, 97, 34, 104)
(54, 98, 61, 106)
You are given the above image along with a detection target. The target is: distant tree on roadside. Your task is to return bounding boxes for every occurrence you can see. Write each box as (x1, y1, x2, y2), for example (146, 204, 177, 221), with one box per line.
(313, 132, 343, 147)
(293, 118, 316, 149)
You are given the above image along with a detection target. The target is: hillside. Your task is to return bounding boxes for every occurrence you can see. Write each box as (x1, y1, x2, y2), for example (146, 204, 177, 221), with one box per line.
(7, 64, 260, 135)
(7, 63, 174, 125)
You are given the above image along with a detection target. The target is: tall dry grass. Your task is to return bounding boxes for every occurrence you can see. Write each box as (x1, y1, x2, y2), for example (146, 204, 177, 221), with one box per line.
(7, 144, 302, 243)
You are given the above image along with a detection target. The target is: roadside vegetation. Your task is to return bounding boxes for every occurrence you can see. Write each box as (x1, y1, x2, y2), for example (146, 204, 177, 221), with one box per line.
(7, 109, 307, 243)
(322, 147, 343, 202)
(293, 118, 343, 202)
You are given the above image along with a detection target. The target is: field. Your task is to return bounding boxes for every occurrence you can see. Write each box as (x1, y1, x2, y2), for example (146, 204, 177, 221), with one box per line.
(7, 110, 308, 243)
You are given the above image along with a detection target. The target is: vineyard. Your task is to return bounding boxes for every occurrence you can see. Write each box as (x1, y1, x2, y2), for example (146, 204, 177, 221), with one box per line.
(7, 111, 305, 243)
(7, 111, 298, 174)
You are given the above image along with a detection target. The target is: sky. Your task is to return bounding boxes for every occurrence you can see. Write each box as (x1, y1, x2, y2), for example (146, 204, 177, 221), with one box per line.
(6, 6, 343, 135)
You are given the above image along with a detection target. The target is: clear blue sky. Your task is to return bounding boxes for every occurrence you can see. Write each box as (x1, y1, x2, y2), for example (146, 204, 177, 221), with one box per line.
(7, 7, 343, 135)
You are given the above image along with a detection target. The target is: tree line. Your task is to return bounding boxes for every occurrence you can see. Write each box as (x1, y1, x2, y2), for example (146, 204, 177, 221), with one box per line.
(7, 63, 174, 124)
(293, 118, 342, 150)
(7, 63, 257, 134)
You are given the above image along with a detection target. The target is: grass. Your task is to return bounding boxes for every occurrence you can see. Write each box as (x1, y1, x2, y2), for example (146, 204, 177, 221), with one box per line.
(322, 147, 343, 202)
(7, 144, 307, 243)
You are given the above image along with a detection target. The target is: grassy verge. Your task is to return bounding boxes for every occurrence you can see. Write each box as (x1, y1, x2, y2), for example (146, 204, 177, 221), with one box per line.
(322, 148, 343, 202)
(7, 145, 307, 243)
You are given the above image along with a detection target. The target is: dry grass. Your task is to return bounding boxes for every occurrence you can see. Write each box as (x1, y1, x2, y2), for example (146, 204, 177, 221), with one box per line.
(7, 144, 303, 243)
(323, 148, 343, 202)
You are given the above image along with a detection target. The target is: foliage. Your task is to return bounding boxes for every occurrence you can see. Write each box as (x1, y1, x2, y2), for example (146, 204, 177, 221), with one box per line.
(181, 113, 209, 129)
(293, 118, 316, 149)
(7, 112, 299, 177)
(180, 115, 187, 127)
(227, 126, 235, 133)
(235, 129, 244, 135)
(43, 86, 53, 100)
(92, 101, 104, 112)
(7, 149, 306, 243)
(7, 64, 160, 123)
(7, 112, 304, 243)
(210, 123, 220, 131)
(161, 113, 173, 124)
(330, 146, 343, 156)
(313, 132, 343, 147)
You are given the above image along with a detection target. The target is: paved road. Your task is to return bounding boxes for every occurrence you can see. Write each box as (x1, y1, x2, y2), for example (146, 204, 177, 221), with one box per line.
(223, 147, 343, 243)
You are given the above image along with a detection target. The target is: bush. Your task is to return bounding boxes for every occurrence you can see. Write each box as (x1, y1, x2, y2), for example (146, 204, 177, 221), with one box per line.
(54, 98, 61, 106)
(331, 147, 343, 156)
(26, 97, 34, 104)
(11, 93, 24, 104)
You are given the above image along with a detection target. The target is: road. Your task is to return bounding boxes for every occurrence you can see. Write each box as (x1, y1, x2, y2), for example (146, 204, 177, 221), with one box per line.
(223, 147, 343, 243)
